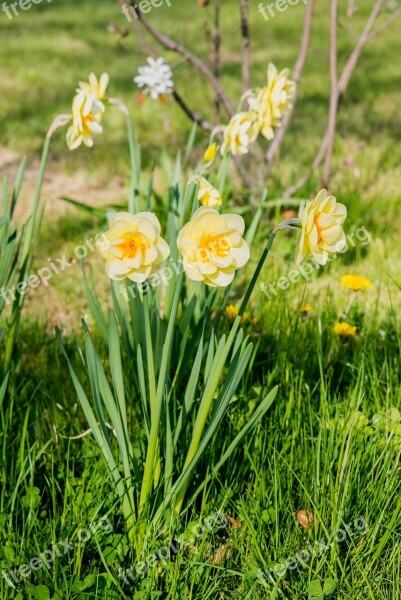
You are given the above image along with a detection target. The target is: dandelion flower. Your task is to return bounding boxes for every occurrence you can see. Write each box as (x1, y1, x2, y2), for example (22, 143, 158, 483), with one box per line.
(226, 305, 239, 323)
(333, 322, 357, 337)
(134, 57, 174, 100)
(177, 206, 250, 287)
(296, 189, 347, 266)
(97, 211, 170, 283)
(301, 304, 312, 313)
(225, 305, 248, 325)
(341, 275, 372, 291)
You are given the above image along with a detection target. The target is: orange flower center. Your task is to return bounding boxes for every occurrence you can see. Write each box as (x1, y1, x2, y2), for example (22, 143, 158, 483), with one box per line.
(118, 233, 148, 259)
(314, 214, 323, 244)
(198, 233, 230, 262)
(81, 114, 92, 130)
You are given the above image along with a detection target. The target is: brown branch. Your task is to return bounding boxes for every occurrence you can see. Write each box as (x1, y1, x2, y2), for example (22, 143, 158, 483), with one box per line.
(265, 0, 314, 169)
(284, 0, 385, 197)
(240, 0, 251, 92)
(322, 0, 339, 187)
(172, 90, 214, 132)
(213, 0, 222, 120)
(125, 2, 234, 117)
(337, 0, 385, 99)
(367, 5, 401, 41)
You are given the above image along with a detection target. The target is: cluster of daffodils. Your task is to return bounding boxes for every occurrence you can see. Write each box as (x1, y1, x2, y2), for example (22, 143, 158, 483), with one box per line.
(220, 64, 295, 156)
(66, 73, 110, 150)
(97, 187, 347, 290)
(97, 206, 250, 288)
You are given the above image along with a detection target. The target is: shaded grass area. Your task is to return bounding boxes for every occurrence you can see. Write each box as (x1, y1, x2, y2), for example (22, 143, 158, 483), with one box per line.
(1, 296, 401, 598)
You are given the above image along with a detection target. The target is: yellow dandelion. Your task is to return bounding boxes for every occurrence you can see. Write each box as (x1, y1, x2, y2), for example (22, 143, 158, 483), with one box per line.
(341, 275, 372, 291)
(333, 322, 357, 337)
(301, 304, 312, 313)
(226, 305, 239, 323)
(225, 305, 248, 325)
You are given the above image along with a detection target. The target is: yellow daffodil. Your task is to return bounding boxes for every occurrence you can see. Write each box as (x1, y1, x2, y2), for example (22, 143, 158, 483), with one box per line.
(197, 178, 222, 208)
(341, 275, 372, 291)
(76, 72, 109, 115)
(333, 322, 357, 337)
(296, 189, 347, 266)
(248, 63, 295, 140)
(66, 73, 109, 150)
(66, 93, 104, 150)
(177, 206, 250, 287)
(97, 211, 170, 283)
(220, 111, 259, 156)
(204, 143, 218, 163)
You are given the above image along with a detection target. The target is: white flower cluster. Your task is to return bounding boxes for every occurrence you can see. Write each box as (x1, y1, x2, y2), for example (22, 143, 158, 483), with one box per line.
(134, 57, 174, 100)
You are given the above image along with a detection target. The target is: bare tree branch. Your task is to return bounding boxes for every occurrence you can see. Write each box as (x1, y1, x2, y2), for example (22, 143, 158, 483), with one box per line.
(213, 0, 222, 119)
(125, 2, 234, 117)
(284, 0, 385, 196)
(240, 0, 251, 92)
(367, 4, 401, 41)
(337, 0, 385, 99)
(322, 0, 339, 187)
(172, 90, 214, 132)
(265, 0, 314, 169)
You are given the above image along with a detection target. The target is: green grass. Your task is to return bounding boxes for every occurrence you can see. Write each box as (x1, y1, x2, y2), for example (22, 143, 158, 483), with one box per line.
(1, 0, 401, 598)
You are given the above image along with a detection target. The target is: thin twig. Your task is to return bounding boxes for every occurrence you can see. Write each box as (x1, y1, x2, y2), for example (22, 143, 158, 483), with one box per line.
(367, 4, 401, 41)
(213, 0, 222, 119)
(337, 0, 385, 99)
(284, 0, 385, 196)
(240, 0, 251, 92)
(265, 0, 314, 169)
(322, 0, 339, 187)
(172, 90, 214, 132)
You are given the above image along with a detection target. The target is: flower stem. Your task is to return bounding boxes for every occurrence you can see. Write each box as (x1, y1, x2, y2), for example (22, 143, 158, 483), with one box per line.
(126, 114, 139, 214)
(239, 230, 277, 317)
(174, 230, 278, 516)
(4, 135, 51, 373)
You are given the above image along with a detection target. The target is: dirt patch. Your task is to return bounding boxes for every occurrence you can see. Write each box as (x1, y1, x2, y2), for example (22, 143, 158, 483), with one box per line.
(0, 145, 129, 222)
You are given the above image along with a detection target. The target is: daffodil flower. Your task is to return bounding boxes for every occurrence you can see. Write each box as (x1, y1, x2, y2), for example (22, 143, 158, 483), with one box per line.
(177, 206, 250, 287)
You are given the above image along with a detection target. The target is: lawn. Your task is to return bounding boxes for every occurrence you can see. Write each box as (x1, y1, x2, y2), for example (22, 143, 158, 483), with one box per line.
(1, 0, 401, 599)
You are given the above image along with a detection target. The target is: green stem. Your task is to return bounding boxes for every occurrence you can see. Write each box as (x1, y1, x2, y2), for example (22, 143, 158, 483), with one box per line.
(139, 274, 184, 516)
(239, 231, 276, 317)
(126, 114, 138, 214)
(3, 135, 51, 373)
(174, 230, 277, 515)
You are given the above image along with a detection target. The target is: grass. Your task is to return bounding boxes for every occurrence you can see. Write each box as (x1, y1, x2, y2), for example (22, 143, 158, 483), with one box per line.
(1, 0, 401, 598)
